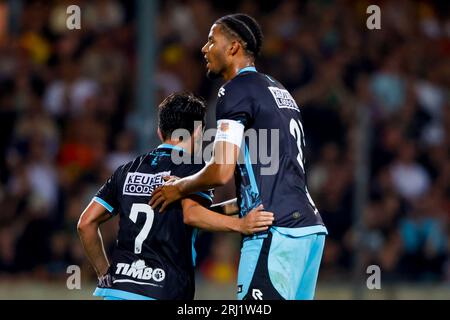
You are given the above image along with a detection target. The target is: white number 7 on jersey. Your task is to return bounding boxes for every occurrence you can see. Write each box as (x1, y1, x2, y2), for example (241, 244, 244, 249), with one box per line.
(129, 203, 155, 254)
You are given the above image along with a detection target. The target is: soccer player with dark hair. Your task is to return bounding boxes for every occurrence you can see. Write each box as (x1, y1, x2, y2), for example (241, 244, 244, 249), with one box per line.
(78, 91, 274, 300)
(150, 14, 328, 300)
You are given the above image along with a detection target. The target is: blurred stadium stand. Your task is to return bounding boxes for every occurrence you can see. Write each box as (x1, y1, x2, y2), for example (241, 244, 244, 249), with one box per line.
(0, 0, 449, 299)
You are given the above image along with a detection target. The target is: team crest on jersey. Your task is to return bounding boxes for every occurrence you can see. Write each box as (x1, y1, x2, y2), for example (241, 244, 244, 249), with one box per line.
(123, 171, 170, 196)
(268, 86, 299, 112)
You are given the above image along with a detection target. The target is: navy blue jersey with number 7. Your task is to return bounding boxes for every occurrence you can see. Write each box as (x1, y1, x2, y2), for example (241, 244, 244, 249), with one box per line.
(215, 67, 327, 237)
(92, 144, 213, 300)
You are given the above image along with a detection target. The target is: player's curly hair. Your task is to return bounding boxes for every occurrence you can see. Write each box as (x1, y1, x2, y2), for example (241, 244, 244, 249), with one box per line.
(158, 92, 206, 140)
(215, 13, 264, 58)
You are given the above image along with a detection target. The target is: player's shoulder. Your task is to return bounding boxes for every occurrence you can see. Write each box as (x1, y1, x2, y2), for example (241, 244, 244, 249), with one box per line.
(253, 72, 284, 89)
(172, 160, 206, 178)
(111, 153, 149, 177)
(146, 145, 206, 178)
(228, 71, 262, 86)
(128, 153, 149, 169)
(217, 74, 253, 102)
(222, 72, 281, 94)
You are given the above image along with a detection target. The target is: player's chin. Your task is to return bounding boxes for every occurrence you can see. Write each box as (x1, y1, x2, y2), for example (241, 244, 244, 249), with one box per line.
(206, 68, 221, 80)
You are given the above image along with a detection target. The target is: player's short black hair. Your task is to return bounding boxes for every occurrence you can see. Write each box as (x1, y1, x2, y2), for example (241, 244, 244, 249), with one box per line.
(216, 13, 263, 58)
(158, 92, 206, 141)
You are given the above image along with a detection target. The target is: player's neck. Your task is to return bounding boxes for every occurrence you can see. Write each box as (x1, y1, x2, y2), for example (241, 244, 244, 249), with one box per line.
(224, 59, 255, 81)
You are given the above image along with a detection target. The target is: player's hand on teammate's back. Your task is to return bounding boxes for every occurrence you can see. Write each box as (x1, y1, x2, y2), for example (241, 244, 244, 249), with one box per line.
(239, 204, 274, 235)
(163, 175, 180, 184)
(149, 175, 182, 212)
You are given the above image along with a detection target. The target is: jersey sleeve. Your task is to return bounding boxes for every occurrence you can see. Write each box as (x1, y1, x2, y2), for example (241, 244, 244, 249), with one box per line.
(215, 80, 257, 128)
(93, 165, 125, 215)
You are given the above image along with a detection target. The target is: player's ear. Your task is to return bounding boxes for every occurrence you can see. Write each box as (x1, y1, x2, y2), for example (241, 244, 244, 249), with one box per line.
(228, 40, 240, 56)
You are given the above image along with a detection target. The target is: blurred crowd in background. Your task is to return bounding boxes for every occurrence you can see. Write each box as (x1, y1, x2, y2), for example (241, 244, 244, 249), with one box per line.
(0, 0, 449, 289)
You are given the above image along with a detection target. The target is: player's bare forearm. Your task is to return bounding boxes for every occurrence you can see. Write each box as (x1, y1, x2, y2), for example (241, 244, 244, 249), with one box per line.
(77, 201, 113, 277)
(210, 198, 239, 215)
(178, 141, 239, 195)
(78, 226, 110, 277)
(182, 198, 241, 232)
(179, 162, 234, 196)
(182, 199, 274, 235)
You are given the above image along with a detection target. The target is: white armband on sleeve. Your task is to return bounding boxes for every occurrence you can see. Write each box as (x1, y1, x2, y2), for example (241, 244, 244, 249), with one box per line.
(215, 119, 244, 147)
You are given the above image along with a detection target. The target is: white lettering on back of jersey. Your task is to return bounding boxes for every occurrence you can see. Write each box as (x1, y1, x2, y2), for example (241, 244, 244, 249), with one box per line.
(115, 260, 166, 283)
(123, 171, 170, 196)
(268, 87, 300, 112)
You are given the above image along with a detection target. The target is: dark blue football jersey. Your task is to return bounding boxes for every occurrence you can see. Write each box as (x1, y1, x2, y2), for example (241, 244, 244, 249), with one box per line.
(215, 67, 327, 236)
(92, 144, 213, 300)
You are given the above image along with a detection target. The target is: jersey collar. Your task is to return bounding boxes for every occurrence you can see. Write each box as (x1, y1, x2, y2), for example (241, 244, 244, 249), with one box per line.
(237, 66, 257, 75)
(157, 143, 186, 153)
